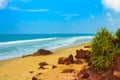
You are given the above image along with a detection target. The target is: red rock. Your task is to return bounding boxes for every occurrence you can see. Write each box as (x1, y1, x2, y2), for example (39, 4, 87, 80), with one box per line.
(112, 53, 120, 79)
(32, 77, 37, 80)
(75, 49, 90, 59)
(81, 73, 89, 79)
(38, 62, 48, 69)
(35, 73, 42, 76)
(58, 57, 67, 64)
(77, 69, 87, 78)
(114, 53, 120, 71)
(52, 65, 57, 69)
(73, 59, 83, 64)
(62, 69, 74, 73)
(29, 71, 34, 73)
(84, 46, 91, 48)
(65, 54, 74, 65)
(39, 62, 48, 66)
(33, 49, 53, 56)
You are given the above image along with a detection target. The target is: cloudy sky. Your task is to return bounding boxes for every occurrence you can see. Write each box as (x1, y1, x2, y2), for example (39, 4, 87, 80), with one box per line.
(0, 0, 120, 34)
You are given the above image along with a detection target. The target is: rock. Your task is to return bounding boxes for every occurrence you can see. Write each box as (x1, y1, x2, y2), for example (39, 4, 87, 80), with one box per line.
(84, 46, 91, 48)
(65, 54, 74, 65)
(32, 77, 37, 80)
(58, 57, 67, 64)
(29, 71, 34, 73)
(33, 49, 53, 56)
(52, 65, 57, 69)
(35, 73, 42, 76)
(73, 59, 83, 64)
(77, 69, 87, 78)
(62, 69, 74, 73)
(39, 62, 48, 66)
(38, 62, 48, 69)
(75, 49, 90, 59)
(82, 73, 89, 79)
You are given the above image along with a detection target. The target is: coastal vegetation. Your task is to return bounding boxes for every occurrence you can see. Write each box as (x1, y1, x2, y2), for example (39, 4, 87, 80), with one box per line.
(90, 28, 120, 71)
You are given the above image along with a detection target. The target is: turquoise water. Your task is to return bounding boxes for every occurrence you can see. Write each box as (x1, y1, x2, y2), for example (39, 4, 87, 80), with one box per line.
(0, 34, 94, 60)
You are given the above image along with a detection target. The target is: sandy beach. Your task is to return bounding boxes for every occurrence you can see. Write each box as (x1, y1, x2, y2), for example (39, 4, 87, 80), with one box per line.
(0, 42, 90, 80)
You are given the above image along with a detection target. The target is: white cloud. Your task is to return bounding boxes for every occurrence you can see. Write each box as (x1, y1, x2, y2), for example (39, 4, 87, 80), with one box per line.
(102, 0, 120, 12)
(106, 12, 114, 25)
(0, 0, 11, 9)
(26, 9, 50, 12)
(9, 6, 50, 12)
(0, 0, 32, 9)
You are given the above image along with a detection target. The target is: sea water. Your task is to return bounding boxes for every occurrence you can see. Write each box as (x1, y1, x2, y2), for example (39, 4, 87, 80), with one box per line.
(0, 34, 94, 60)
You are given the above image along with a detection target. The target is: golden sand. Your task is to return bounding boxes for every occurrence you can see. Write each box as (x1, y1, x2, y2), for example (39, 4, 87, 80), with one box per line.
(0, 42, 90, 80)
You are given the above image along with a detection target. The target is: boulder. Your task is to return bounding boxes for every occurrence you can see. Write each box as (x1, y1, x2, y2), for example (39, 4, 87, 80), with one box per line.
(65, 54, 74, 65)
(75, 49, 90, 59)
(73, 59, 83, 64)
(58, 57, 67, 64)
(33, 49, 53, 56)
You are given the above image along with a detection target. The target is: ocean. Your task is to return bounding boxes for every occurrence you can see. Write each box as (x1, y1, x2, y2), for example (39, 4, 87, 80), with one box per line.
(0, 34, 94, 60)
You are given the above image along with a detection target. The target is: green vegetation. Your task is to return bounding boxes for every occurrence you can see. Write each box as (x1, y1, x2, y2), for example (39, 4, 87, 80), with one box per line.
(90, 28, 120, 71)
(116, 28, 120, 40)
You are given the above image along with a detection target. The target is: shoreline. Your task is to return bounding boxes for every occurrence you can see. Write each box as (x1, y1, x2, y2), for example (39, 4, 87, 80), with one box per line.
(0, 42, 91, 62)
(0, 42, 91, 80)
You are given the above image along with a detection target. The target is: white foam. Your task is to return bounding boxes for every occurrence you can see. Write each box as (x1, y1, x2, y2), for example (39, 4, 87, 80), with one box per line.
(0, 38, 57, 45)
(49, 36, 93, 50)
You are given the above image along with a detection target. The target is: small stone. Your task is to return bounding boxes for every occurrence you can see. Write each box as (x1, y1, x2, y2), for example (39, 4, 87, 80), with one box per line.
(29, 71, 34, 74)
(62, 69, 74, 73)
(32, 77, 37, 80)
(52, 65, 57, 69)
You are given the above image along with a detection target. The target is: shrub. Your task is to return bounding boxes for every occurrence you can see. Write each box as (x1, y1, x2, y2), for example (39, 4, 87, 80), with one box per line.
(90, 28, 114, 71)
(116, 28, 120, 40)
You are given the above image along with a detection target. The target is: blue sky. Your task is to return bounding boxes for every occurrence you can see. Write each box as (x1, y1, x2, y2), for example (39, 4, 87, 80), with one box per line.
(0, 0, 120, 34)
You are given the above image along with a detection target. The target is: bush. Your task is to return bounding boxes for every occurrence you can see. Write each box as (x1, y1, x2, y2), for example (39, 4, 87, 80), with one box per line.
(116, 28, 120, 40)
(90, 28, 114, 71)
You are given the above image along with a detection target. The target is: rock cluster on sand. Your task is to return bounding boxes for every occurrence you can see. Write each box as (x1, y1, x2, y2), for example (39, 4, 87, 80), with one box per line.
(33, 49, 53, 56)
(58, 54, 83, 65)
(58, 49, 90, 65)
(75, 49, 90, 59)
